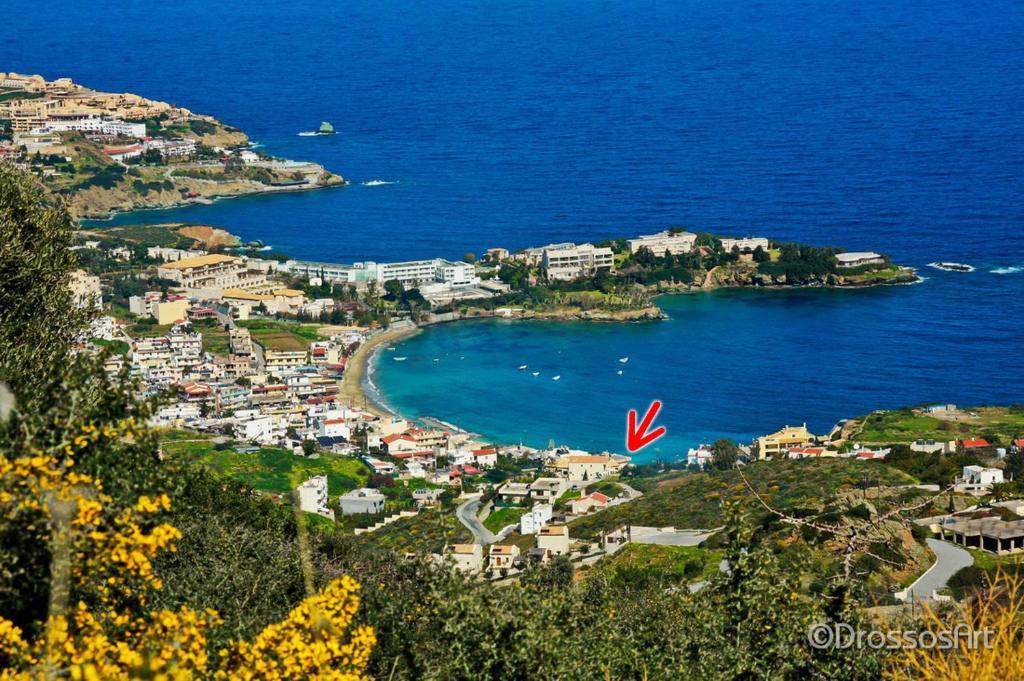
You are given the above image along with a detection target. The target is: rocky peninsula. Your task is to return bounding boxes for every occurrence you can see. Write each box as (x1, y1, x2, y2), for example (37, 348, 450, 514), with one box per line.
(0, 72, 344, 219)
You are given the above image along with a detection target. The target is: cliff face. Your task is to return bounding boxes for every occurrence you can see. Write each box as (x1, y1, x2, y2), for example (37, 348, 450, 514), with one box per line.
(67, 168, 345, 219)
(645, 263, 919, 293)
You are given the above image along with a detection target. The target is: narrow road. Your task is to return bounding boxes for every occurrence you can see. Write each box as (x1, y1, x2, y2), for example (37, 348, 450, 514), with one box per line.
(899, 538, 974, 601)
(456, 495, 498, 545)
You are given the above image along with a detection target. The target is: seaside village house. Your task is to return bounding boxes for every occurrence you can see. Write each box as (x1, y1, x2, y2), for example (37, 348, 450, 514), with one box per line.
(956, 465, 1005, 493)
(520, 504, 554, 535)
(488, 545, 521, 572)
(338, 488, 386, 516)
(549, 454, 625, 481)
(296, 475, 335, 521)
(447, 543, 483, 574)
(570, 491, 612, 516)
(536, 525, 571, 557)
(755, 424, 816, 459)
(528, 477, 568, 503)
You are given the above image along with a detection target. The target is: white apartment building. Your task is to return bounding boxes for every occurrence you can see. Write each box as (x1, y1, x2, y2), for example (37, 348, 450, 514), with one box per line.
(541, 243, 614, 281)
(628, 230, 697, 256)
(282, 258, 479, 290)
(235, 414, 286, 445)
(296, 475, 335, 520)
(720, 236, 770, 253)
(147, 246, 208, 262)
(32, 116, 146, 138)
(166, 326, 203, 369)
(265, 349, 308, 373)
(143, 137, 196, 160)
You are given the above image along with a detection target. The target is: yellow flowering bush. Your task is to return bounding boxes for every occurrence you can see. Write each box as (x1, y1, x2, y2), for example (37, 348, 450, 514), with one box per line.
(888, 568, 1024, 681)
(216, 575, 376, 681)
(0, 432, 375, 680)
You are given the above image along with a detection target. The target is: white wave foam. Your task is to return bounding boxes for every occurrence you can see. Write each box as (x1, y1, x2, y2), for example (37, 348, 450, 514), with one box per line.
(927, 262, 975, 272)
(991, 266, 1022, 275)
(362, 179, 399, 186)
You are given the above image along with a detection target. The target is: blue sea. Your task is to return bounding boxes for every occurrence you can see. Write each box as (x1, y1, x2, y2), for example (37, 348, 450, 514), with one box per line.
(8, 1, 1023, 459)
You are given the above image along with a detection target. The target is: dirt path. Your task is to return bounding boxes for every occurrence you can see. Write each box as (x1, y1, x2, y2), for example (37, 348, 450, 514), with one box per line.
(701, 266, 721, 289)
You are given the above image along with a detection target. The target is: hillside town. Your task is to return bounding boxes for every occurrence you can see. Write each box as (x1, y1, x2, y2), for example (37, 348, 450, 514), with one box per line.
(62, 228, 1023, 588)
(0, 72, 341, 217)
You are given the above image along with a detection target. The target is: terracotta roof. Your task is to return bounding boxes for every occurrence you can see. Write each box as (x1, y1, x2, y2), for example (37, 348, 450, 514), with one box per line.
(567, 455, 611, 464)
(962, 439, 991, 448)
(159, 254, 237, 270)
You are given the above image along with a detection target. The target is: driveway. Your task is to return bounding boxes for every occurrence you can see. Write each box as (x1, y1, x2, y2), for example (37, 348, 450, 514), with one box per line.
(898, 538, 974, 601)
(456, 496, 498, 545)
(629, 526, 720, 547)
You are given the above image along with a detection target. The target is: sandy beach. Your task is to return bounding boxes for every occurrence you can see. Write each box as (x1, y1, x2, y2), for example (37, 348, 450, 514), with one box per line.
(338, 324, 420, 417)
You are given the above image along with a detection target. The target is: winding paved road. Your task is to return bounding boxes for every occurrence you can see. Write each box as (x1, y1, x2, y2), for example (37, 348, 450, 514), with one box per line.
(456, 496, 499, 545)
(899, 538, 974, 601)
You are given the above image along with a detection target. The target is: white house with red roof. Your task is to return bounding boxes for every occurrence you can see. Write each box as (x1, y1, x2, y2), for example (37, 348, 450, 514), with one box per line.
(382, 433, 422, 454)
(570, 491, 611, 516)
(319, 417, 351, 440)
(472, 447, 498, 469)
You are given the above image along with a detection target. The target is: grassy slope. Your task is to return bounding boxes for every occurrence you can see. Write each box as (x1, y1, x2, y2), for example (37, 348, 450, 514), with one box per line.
(484, 506, 527, 533)
(238, 319, 321, 352)
(570, 458, 918, 540)
(853, 406, 1024, 444)
(161, 436, 368, 498)
(359, 509, 473, 555)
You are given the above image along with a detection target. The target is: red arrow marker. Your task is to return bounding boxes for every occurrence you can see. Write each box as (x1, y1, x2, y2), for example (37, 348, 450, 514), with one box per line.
(626, 400, 667, 452)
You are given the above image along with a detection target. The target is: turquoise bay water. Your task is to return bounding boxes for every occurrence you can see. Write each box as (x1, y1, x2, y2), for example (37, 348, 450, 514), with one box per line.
(374, 282, 1022, 459)
(8, 0, 1023, 460)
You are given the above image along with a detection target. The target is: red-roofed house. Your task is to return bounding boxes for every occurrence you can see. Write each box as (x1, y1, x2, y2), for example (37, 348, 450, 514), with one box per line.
(103, 144, 143, 162)
(178, 381, 213, 402)
(472, 448, 498, 468)
(786, 447, 834, 459)
(570, 492, 611, 515)
(319, 418, 350, 439)
(962, 439, 991, 450)
(382, 433, 421, 454)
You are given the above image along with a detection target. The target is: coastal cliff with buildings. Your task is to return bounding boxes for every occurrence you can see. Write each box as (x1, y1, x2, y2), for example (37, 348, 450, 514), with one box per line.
(0, 72, 343, 218)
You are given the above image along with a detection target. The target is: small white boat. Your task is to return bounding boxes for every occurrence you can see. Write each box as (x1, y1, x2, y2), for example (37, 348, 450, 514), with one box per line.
(532, 371, 540, 376)
(433, 358, 440, 363)
(552, 375, 561, 381)
(386, 347, 396, 352)
(518, 364, 528, 370)
(618, 357, 629, 363)
(393, 356, 407, 362)
(617, 370, 623, 375)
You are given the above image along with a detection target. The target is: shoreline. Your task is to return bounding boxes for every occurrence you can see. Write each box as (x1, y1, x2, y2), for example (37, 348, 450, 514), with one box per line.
(339, 324, 421, 417)
(75, 175, 347, 221)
